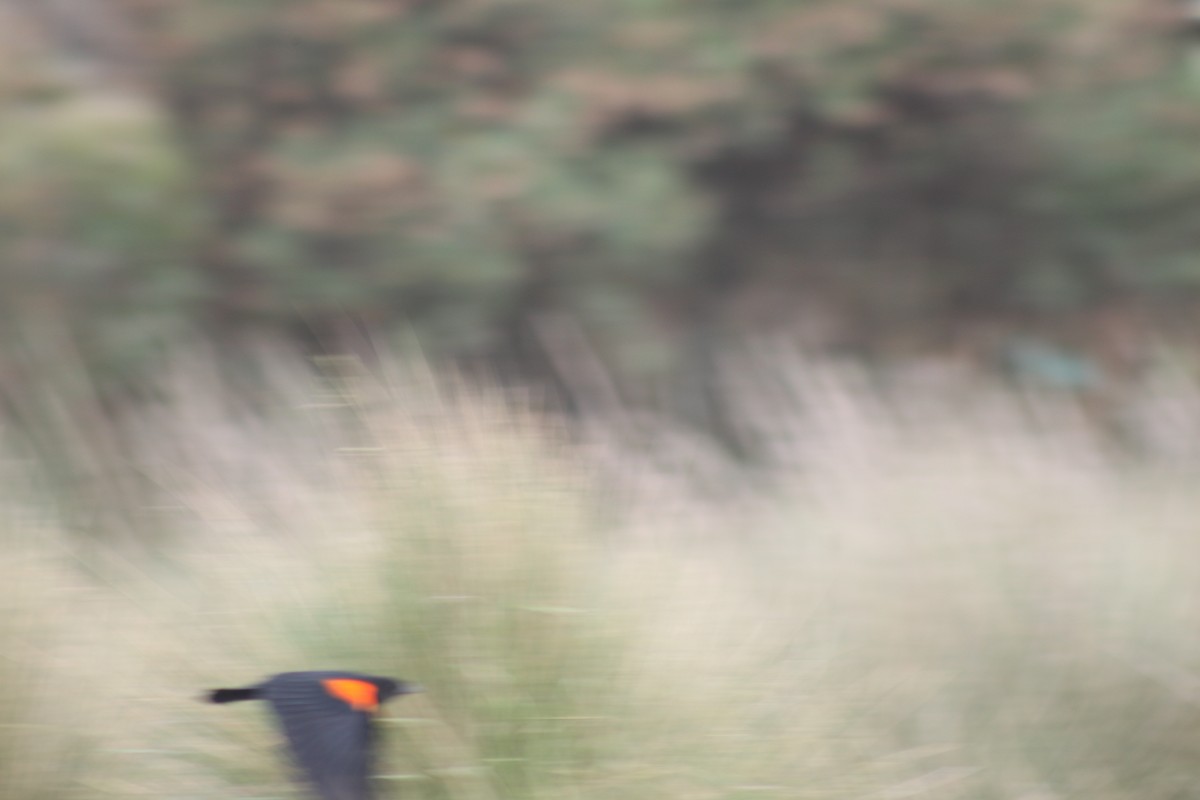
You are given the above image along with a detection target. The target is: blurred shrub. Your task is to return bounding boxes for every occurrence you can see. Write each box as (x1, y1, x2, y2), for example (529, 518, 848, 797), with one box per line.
(0, 91, 198, 382)
(5, 0, 1200, 405)
(111, 1, 1195, 341)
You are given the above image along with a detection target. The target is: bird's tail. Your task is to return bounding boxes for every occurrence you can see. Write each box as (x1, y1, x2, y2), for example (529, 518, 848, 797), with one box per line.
(207, 687, 260, 703)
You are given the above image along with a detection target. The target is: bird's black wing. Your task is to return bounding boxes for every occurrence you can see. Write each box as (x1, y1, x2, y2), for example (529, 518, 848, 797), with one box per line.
(264, 677, 376, 800)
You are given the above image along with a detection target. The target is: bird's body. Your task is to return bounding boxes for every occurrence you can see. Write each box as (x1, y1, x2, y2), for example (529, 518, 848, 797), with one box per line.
(208, 670, 421, 800)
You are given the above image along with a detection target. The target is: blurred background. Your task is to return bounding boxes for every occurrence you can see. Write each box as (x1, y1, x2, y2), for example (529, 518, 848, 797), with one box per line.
(7, 1, 1200, 799)
(5, 0, 1200, 437)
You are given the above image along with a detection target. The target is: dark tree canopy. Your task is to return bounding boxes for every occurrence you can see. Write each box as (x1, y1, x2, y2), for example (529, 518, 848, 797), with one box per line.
(1, 0, 1197, 409)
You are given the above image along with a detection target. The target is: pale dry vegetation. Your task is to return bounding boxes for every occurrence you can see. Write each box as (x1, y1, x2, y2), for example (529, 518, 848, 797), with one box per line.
(3, 352, 1200, 799)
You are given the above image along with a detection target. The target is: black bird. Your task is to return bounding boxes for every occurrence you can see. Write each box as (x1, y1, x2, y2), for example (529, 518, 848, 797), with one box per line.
(207, 670, 422, 800)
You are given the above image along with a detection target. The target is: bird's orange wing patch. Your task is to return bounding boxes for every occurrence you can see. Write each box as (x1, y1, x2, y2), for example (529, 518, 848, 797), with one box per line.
(321, 679, 379, 712)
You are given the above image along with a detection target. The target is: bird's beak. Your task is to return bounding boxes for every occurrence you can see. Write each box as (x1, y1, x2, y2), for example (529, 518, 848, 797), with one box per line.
(400, 682, 425, 695)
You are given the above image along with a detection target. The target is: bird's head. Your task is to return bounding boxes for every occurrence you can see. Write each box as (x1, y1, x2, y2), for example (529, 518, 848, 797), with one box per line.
(376, 677, 424, 702)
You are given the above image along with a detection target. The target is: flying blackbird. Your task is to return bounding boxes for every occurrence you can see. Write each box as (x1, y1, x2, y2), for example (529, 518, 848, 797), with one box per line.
(207, 670, 422, 800)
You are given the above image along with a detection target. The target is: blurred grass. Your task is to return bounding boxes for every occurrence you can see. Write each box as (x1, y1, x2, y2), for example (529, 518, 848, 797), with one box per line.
(4, 351, 1200, 798)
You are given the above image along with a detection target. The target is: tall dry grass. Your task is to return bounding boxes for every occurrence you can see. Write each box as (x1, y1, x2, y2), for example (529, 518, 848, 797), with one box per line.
(2, 350, 1200, 799)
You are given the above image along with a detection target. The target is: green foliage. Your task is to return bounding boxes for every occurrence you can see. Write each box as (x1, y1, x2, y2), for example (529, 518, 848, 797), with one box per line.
(124, 0, 1194, 363)
(4, 0, 1200, 392)
(0, 94, 198, 381)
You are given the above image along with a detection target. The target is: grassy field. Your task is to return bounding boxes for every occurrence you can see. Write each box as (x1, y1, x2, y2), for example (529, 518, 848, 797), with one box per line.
(5, 352, 1200, 799)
